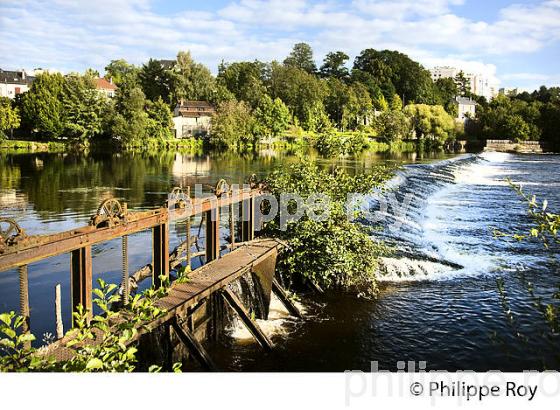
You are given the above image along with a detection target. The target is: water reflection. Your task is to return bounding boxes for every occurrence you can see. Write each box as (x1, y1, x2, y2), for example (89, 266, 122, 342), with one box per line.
(0, 146, 457, 343)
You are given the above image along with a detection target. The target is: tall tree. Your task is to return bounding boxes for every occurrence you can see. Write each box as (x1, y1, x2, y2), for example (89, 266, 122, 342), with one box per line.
(172, 51, 217, 104)
(268, 62, 328, 131)
(320, 51, 349, 80)
(283, 43, 317, 74)
(353, 49, 433, 104)
(254, 95, 291, 138)
(217, 61, 267, 108)
(109, 86, 148, 146)
(20, 72, 65, 139)
(62, 74, 108, 142)
(0, 97, 20, 139)
(455, 71, 471, 97)
(139, 59, 173, 103)
(104, 59, 139, 87)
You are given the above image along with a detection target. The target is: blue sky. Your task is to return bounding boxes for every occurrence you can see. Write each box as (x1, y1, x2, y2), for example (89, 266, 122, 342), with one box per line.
(1, 0, 559, 91)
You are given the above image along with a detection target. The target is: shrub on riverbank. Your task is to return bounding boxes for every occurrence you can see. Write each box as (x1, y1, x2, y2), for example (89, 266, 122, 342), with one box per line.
(264, 161, 393, 296)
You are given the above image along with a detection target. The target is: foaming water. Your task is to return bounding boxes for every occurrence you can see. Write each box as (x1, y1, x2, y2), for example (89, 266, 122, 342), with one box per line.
(372, 152, 559, 282)
(209, 152, 560, 371)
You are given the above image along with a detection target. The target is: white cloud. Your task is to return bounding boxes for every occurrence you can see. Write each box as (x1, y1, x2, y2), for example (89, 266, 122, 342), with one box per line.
(0, 0, 559, 89)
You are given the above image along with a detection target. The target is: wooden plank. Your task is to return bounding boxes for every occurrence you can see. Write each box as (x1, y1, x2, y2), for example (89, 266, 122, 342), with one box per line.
(43, 238, 283, 362)
(70, 246, 92, 322)
(221, 288, 273, 351)
(172, 318, 217, 371)
(272, 279, 303, 319)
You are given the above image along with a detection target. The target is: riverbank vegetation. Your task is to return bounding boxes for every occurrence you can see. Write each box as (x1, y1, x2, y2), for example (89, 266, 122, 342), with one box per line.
(1, 44, 484, 154)
(264, 161, 394, 297)
(465, 86, 560, 150)
(0, 278, 178, 372)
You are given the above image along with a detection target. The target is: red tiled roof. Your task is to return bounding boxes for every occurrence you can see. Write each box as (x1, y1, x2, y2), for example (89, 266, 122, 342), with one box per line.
(95, 77, 117, 90)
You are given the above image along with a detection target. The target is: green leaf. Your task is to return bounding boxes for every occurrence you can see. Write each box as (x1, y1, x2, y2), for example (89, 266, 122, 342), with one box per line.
(85, 358, 104, 370)
(0, 313, 12, 326)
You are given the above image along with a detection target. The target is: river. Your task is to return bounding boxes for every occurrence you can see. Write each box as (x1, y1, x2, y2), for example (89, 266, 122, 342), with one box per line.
(0, 148, 558, 371)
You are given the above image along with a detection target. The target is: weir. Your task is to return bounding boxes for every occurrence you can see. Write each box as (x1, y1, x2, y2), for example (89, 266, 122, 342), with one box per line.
(0, 178, 299, 369)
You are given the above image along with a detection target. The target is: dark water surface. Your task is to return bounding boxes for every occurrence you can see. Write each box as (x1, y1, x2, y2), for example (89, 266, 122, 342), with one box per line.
(1, 148, 558, 371)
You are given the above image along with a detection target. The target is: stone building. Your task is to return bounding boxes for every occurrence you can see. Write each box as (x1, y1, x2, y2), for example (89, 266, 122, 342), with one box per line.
(172, 100, 215, 138)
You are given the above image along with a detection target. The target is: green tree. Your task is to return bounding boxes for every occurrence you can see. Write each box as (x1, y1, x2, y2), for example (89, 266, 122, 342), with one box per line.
(217, 61, 267, 108)
(109, 86, 148, 146)
(353, 49, 433, 104)
(62, 74, 108, 142)
(455, 71, 471, 97)
(404, 104, 456, 144)
(139, 59, 174, 104)
(146, 97, 174, 139)
(268, 62, 328, 131)
(283, 43, 317, 74)
(374, 110, 412, 141)
(390, 94, 403, 111)
(172, 51, 217, 104)
(20, 72, 65, 139)
(104, 59, 140, 88)
(209, 100, 256, 148)
(320, 51, 350, 80)
(254, 95, 290, 138)
(0, 97, 20, 139)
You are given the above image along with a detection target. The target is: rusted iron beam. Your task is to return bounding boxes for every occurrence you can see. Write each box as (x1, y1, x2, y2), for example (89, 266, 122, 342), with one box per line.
(171, 317, 218, 371)
(70, 245, 92, 323)
(0, 210, 168, 272)
(41, 239, 283, 362)
(0, 189, 262, 273)
(241, 197, 255, 242)
(152, 223, 170, 288)
(221, 288, 273, 351)
(271, 279, 303, 319)
(18, 264, 30, 340)
(205, 208, 220, 262)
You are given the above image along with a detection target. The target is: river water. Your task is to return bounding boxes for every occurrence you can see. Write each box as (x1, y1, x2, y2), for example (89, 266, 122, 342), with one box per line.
(1, 148, 558, 371)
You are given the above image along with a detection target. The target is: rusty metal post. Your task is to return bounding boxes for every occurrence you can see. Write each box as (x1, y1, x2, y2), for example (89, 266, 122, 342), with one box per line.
(205, 207, 220, 262)
(229, 202, 235, 248)
(186, 217, 191, 269)
(70, 245, 93, 323)
(241, 197, 254, 242)
(121, 235, 129, 305)
(18, 264, 30, 339)
(152, 223, 169, 288)
(55, 283, 64, 339)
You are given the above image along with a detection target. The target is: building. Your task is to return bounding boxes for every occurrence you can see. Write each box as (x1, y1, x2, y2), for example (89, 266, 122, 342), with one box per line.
(95, 77, 118, 98)
(499, 87, 519, 97)
(430, 66, 497, 101)
(455, 96, 477, 122)
(172, 100, 215, 138)
(0, 69, 35, 99)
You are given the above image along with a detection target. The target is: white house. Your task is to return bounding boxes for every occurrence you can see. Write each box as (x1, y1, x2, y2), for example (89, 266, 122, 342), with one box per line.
(94, 77, 118, 98)
(456, 97, 477, 122)
(0, 69, 35, 99)
(172, 100, 215, 138)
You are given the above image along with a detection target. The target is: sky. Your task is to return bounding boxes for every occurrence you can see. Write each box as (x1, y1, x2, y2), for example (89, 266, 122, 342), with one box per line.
(1, 0, 559, 91)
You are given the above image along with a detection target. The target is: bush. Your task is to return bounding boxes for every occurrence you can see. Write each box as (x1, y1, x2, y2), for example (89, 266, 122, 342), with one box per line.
(264, 162, 393, 296)
(314, 132, 370, 156)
